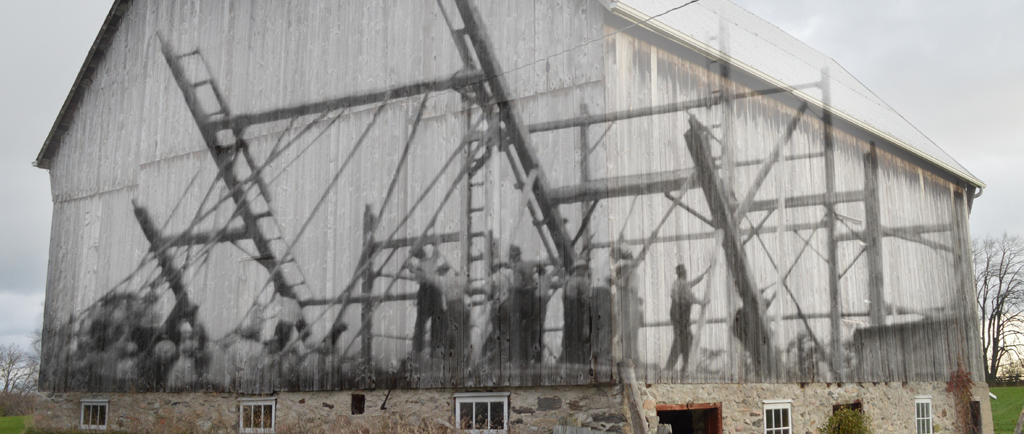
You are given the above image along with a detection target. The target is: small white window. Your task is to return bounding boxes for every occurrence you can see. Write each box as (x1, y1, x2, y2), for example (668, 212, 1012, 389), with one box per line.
(916, 396, 933, 434)
(455, 392, 510, 433)
(764, 400, 792, 434)
(239, 397, 276, 433)
(80, 399, 108, 430)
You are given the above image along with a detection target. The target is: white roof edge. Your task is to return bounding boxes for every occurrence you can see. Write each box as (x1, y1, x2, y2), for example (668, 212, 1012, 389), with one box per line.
(604, 2, 985, 189)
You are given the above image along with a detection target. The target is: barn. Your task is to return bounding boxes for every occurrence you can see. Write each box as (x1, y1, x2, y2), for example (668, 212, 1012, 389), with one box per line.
(34, 0, 991, 432)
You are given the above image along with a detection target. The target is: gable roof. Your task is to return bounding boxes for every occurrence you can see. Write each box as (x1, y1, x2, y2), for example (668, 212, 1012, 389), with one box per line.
(603, 0, 982, 188)
(36, 0, 983, 189)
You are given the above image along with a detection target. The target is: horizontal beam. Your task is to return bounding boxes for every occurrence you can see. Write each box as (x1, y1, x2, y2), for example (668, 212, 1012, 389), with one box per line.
(527, 82, 820, 133)
(547, 153, 827, 206)
(642, 310, 872, 328)
(735, 151, 824, 168)
(371, 232, 460, 250)
(208, 70, 486, 131)
(746, 190, 864, 213)
(549, 168, 698, 204)
(299, 291, 418, 307)
(592, 220, 832, 248)
(160, 226, 250, 248)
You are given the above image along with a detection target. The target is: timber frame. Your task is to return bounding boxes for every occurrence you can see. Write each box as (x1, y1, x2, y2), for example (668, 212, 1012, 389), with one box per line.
(115, 0, 962, 387)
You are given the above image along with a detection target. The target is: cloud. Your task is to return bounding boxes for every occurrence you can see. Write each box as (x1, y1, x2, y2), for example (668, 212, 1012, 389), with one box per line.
(0, 292, 45, 350)
(0, 2, 111, 299)
(730, 0, 1024, 238)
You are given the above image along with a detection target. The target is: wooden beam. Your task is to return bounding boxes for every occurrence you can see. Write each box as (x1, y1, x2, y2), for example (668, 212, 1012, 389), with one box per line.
(548, 168, 698, 204)
(159, 226, 251, 248)
(360, 206, 377, 367)
(526, 83, 820, 133)
(822, 67, 842, 379)
(372, 232, 461, 250)
(656, 402, 722, 412)
(864, 143, 885, 325)
(592, 221, 831, 248)
(684, 117, 777, 378)
(207, 70, 485, 131)
(453, 0, 575, 269)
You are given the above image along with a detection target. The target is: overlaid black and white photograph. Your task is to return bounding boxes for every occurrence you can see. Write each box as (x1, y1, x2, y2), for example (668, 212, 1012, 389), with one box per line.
(6, 0, 1021, 432)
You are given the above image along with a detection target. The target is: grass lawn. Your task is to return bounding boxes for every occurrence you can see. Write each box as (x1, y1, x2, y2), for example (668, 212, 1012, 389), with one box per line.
(991, 386, 1024, 434)
(0, 416, 26, 434)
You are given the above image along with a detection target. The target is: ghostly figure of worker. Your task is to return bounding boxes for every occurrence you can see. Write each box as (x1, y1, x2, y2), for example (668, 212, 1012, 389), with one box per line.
(664, 263, 712, 373)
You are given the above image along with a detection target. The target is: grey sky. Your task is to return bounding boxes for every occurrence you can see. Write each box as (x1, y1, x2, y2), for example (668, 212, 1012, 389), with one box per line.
(0, 1, 1020, 349)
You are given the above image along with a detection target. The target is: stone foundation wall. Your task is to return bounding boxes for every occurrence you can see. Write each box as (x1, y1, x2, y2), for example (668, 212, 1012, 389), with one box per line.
(34, 385, 631, 433)
(34, 381, 993, 433)
(641, 382, 993, 434)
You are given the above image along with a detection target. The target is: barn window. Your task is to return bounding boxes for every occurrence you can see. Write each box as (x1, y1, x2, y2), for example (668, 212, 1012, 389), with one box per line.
(454, 392, 509, 433)
(763, 400, 792, 434)
(80, 399, 108, 430)
(915, 397, 933, 434)
(239, 397, 276, 433)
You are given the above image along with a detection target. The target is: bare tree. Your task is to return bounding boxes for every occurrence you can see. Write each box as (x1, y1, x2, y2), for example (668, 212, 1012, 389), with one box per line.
(974, 234, 1024, 382)
(0, 344, 37, 393)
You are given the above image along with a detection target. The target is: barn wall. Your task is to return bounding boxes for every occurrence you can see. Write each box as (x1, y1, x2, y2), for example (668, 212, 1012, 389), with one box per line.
(40, 0, 981, 395)
(597, 27, 982, 384)
(41, 0, 613, 393)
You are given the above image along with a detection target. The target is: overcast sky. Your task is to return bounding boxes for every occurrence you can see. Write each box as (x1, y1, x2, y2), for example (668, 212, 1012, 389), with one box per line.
(0, 1, 1021, 350)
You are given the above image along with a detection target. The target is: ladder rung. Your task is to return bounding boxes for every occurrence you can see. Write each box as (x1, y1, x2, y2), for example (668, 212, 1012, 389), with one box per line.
(469, 254, 484, 262)
(177, 50, 200, 58)
(192, 79, 211, 87)
(469, 182, 485, 187)
(470, 231, 486, 238)
(469, 207, 485, 213)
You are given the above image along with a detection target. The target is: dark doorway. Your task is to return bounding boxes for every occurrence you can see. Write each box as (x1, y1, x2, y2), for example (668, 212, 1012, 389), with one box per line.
(656, 403, 722, 434)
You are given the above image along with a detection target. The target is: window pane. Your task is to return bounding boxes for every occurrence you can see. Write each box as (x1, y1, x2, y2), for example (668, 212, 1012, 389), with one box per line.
(243, 405, 253, 428)
(766, 408, 775, 428)
(253, 405, 264, 428)
(258, 405, 270, 429)
(475, 402, 488, 428)
(781, 408, 789, 427)
(97, 405, 106, 426)
(460, 403, 473, 429)
(490, 401, 504, 429)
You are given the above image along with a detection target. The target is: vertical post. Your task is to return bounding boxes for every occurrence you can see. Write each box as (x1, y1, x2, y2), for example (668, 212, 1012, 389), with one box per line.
(864, 143, 885, 325)
(578, 104, 592, 261)
(361, 205, 377, 371)
(821, 68, 842, 378)
(460, 112, 473, 284)
(952, 188, 982, 378)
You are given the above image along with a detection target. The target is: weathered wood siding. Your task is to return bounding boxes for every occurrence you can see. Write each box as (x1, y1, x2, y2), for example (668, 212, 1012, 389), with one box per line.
(40, 0, 981, 393)
(596, 27, 982, 384)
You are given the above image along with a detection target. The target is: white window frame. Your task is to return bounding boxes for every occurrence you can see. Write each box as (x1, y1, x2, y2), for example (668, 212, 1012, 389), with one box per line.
(80, 398, 109, 431)
(238, 397, 276, 434)
(763, 399, 793, 434)
(454, 392, 510, 433)
(916, 396, 933, 434)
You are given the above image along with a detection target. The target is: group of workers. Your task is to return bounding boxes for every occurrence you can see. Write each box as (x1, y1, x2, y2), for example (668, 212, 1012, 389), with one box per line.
(399, 243, 713, 372)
